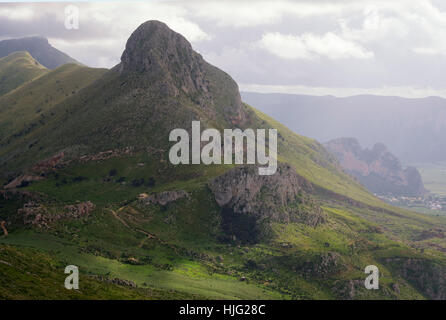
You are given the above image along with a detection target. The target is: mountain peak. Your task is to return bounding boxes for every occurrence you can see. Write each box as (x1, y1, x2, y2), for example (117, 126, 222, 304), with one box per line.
(120, 20, 207, 95)
(0, 50, 48, 96)
(120, 20, 246, 125)
(121, 21, 190, 72)
(0, 36, 79, 69)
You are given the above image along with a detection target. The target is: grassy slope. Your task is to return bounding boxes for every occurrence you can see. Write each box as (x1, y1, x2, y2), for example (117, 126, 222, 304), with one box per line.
(0, 245, 209, 300)
(1, 150, 444, 299)
(0, 51, 48, 96)
(0, 63, 107, 142)
(250, 106, 446, 236)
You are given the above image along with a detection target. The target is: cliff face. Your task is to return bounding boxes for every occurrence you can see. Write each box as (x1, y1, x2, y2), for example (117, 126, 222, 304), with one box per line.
(385, 258, 446, 300)
(209, 163, 325, 243)
(118, 20, 246, 126)
(324, 138, 426, 196)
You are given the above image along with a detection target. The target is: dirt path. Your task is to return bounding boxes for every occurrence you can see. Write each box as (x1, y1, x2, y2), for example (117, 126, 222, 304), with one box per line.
(108, 208, 178, 253)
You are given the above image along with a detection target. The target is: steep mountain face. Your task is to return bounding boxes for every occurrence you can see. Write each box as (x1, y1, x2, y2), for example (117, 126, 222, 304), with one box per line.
(241, 92, 446, 163)
(0, 51, 48, 96)
(119, 21, 246, 126)
(324, 137, 426, 196)
(0, 37, 79, 69)
(209, 164, 325, 243)
(0, 21, 250, 177)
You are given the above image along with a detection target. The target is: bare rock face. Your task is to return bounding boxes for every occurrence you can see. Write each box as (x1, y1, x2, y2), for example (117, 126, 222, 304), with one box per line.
(300, 252, 343, 278)
(324, 137, 426, 196)
(386, 258, 446, 300)
(119, 20, 246, 125)
(120, 21, 206, 96)
(417, 227, 446, 240)
(64, 201, 95, 217)
(209, 164, 325, 243)
(139, 190, 189, 206)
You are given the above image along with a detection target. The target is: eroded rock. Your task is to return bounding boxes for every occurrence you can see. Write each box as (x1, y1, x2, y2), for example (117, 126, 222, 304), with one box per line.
(385, 257, 446, 300)
(17, 201, 95, 228)
(209, 164, 325, 243)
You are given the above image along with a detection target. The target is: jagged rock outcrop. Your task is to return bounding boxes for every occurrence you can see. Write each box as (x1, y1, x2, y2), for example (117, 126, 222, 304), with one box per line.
(385, 258, 446, 299)
(64, 201, 95, 217)
(91, 275, 137, 288)
(324, 138, 426, 196)
(18, 201, 95, 228)
(139, 190, 189, 206)
(209, 164, 324, 243)
(299, 252, 343, 278)
(119, 20, 246, 126)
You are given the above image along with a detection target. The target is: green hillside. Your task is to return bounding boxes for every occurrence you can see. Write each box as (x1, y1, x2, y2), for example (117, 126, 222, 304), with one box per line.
(1, 21, 446, 300)
(0, 51, 48, 96)
(0, 245, 206, 299)
(0, 63, 107, 145)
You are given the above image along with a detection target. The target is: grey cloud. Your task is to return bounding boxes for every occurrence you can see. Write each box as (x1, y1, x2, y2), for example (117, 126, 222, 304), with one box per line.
(2, 1, 446, 96)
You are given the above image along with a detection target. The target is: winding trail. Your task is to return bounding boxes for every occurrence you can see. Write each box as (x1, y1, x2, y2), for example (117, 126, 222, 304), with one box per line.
(108, 208, 177, 252)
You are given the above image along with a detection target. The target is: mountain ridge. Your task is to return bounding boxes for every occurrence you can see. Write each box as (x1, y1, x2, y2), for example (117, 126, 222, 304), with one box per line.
(0, 36, 80, 69)
(0, 51, 48, 96)
(241, 92, 446, 162)
(324, 137, 426, 196)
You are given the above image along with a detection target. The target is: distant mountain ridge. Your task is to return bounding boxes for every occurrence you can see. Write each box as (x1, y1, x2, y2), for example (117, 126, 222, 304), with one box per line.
(241, 92, 446, 162)
(0, 51, 48, 96)
(0, 36, 79, 69)
(324, 137, 426, 196)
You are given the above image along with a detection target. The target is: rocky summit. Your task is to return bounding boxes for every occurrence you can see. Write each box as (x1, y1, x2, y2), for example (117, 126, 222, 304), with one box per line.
(119, 20, 246, 126)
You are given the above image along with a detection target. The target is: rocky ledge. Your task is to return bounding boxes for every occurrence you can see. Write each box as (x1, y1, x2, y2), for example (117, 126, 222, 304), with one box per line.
(209, 164, 325, 243)
(139, 190, 189, 206)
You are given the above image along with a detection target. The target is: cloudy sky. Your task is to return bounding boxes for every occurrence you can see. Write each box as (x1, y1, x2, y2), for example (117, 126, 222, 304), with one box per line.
(2, 0, 446, 98)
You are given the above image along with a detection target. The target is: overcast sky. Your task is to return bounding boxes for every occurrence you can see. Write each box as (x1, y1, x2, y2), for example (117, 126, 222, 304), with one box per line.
(2, 0, 446, 98)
